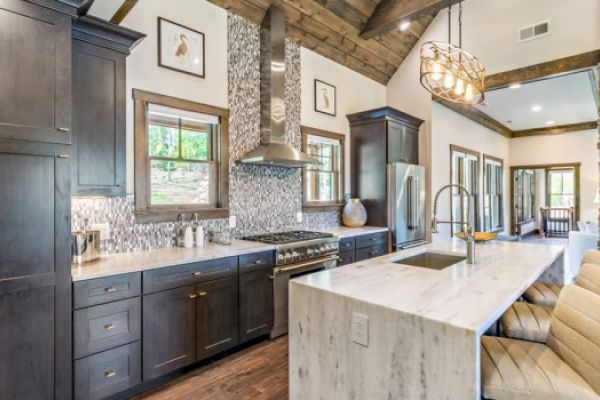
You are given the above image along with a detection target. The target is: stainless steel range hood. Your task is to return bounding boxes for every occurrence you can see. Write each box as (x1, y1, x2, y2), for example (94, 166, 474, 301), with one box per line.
(238, 6, 320, 168)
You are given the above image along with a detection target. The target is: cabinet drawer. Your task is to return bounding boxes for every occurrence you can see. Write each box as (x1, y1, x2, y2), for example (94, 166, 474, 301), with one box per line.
(73, 273, 141, 309)
(339, 237, 355, 252)
(143, 257, 238, 294)
(74, 342, 141, 400)
(355, 232, 388, 249)
(355, 244, 387, 262)
(337, 250, 355, 266)
(239, 251, 274, 273)
(74, 298, 141, 359)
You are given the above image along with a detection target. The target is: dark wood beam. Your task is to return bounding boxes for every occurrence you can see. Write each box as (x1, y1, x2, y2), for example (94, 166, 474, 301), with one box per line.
(512, 121, 598, 138)
(434, 98, 513, 138)
(486, 50, 600, 90)
(110, 0, 139, 25)
(360, 0, 459, 39)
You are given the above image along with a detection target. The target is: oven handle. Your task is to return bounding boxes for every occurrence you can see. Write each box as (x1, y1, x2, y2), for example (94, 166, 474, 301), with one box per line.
(275, 255, 339, 274)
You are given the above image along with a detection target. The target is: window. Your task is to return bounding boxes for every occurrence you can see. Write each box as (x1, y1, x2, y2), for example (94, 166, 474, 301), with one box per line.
(513, 168, 536, 226)
(547, 168, 575, 208)
(134, 90, 229, 222)
(301, 127, 345, 210)
(483, 155, 504, 232)
(450, 145, 480, 234)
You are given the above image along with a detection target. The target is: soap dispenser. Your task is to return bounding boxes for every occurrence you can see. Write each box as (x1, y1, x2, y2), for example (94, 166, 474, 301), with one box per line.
(192, 213, 205, 247)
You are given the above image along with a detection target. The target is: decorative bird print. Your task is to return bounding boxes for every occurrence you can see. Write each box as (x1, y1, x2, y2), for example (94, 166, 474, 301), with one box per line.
(175, 33, 189, 59)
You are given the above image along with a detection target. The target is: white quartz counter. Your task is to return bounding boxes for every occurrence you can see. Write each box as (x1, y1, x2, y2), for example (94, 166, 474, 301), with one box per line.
(71, 240, 275, 282)
(318, 225, 388, 238)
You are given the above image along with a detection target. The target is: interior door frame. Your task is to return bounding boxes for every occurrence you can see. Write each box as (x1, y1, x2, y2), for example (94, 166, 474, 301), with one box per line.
(509, 162, 580, 235)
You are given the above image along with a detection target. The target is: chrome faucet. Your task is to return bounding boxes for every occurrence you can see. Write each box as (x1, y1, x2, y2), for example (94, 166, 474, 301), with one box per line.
(432, 184, 476, 264)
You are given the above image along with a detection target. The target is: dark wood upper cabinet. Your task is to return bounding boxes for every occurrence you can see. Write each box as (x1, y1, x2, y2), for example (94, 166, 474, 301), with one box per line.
(348, 107, 423, 227)
(71, 16, 145, 196)
(0, 145, 71, 400)
(0, 0, 71, 145)
(239, 267, 274, 343)
(196, 278, 239, 360)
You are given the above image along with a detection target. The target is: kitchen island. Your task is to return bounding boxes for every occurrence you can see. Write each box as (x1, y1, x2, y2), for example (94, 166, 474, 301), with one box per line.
(289, 239, 565, 400)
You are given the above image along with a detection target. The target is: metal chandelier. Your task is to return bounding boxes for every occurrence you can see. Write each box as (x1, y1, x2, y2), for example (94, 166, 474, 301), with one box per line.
(419, 1, 485, 105)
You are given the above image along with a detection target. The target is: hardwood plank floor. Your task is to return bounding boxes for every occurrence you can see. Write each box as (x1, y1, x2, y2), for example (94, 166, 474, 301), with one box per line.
(134, 337, 289, 400)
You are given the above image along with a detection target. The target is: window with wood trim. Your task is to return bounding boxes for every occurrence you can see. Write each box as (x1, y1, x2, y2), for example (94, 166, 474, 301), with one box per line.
(483, 155, 504, 233)
(301, 127, 345, 211)
(547, 168, 576, 208)
(134, 90, 229, 222)
(450, 145, 480, 234)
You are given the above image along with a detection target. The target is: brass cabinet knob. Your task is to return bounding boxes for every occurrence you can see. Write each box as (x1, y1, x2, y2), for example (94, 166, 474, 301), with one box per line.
(268, 275, 275, 280)
(188, 293, 197, 299)
(104, 323, 115, 331)
(105, 370, 116, 378)
(197, 291, 207, 297)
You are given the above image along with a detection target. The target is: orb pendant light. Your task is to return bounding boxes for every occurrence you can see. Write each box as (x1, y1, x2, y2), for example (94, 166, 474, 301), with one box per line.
(419, 1, 485, 105)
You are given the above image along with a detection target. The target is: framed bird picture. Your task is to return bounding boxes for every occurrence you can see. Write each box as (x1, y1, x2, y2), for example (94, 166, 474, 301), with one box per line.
(158, 17, 205, 78)
(314, 79, 336, 116)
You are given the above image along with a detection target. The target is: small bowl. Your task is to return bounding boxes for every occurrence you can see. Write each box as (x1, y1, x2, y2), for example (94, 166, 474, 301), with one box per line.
(455, 231, 497, 243)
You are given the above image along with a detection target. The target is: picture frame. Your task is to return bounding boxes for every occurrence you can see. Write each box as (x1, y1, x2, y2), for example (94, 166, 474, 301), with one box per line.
(314, 79, 336, 116)
(158, 17, 205, 78)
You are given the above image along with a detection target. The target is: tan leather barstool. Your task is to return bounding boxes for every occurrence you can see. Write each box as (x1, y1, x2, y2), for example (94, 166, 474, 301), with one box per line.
(501, 263, 600, 343)
(523, 249, 600, 308)
(482, 285, 600, 400)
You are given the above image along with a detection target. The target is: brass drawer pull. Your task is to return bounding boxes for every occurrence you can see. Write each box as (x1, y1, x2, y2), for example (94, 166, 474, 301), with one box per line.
(253, 259, 266, 265)
(197, 291, 207, 297)
(105, 370, 116, 378)
(104, 323, 115, 331)
(193, 272, 202, 276)
(268, 275, 275, 280)
(57, 127, 70, 133)
(188, 293, 197, 299)
(370, 251, 377, 256)
(370, 238, 377, 241)
(104, 287, 117, 293)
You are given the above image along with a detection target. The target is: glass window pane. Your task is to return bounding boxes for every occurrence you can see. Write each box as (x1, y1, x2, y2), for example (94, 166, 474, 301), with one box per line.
(149, 124, 179, 158)
(181, 129, 210, 160)
(318, 171, 334, 201)
(150, 160, 211, 205)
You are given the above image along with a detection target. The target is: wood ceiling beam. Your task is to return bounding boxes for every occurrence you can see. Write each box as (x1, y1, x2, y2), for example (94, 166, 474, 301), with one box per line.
(512, 121, 598, 138)
(110, 0, 139, 25)
(361, 0, 460, 39)
(486, 50, 600, 90)
(434, 98, 513, 138)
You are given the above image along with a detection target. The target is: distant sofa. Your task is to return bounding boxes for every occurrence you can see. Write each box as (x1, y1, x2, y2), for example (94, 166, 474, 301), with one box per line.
(569, 223, 599, 278)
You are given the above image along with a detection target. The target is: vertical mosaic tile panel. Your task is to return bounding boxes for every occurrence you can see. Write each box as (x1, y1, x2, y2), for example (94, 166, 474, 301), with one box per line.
(71, 13, 340, 254)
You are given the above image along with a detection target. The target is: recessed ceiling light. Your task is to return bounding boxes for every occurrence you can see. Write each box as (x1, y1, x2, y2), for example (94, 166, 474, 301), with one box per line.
(509, 83, 522, 89)
(399, 21, 411, 31)
(506, 120, 513, 124)
(546, 120, 555, 126)
(531, 105, 542, 112)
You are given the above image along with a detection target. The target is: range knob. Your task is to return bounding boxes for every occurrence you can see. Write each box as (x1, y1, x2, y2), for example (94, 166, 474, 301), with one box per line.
(292, 251, 300, 261)
(277, 253, 285, 264)
(306, 248, 314, 257)
(320, 245, 327, 255)
(284, 251, 293, 263)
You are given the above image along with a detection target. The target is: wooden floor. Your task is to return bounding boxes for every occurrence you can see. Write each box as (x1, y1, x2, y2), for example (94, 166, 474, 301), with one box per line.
(134, 337, 289, 400)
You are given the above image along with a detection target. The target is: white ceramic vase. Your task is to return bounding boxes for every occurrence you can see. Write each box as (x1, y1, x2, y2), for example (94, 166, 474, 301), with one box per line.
(342, 198, 367, 227)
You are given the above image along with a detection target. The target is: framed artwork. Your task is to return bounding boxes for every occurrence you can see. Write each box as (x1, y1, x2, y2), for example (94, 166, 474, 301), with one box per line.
(158, 17, 205, 78)
(314, 79, 336, 116)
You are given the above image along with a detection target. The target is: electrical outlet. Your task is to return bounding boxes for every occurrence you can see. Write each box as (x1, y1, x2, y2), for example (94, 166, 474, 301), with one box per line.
(296, 212, 303, 223)
(229, 215, 237, 228)
(91, 223, 110, 240)
(351, 312, 369, 347)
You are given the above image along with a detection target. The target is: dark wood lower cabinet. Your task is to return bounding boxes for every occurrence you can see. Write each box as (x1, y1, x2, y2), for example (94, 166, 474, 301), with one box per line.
(239, 268, 274, 342)
(196, 278, 239, 359)
(142, 285, 197, 381)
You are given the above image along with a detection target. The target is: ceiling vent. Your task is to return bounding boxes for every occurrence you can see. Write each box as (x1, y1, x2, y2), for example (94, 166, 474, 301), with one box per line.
(518, 20, 551, 43)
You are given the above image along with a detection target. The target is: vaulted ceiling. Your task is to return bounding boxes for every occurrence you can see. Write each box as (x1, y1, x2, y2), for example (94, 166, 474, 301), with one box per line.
(206, 0, 435, 85)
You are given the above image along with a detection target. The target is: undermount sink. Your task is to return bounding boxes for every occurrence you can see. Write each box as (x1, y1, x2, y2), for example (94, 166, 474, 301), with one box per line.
(393, 251, 466, 270)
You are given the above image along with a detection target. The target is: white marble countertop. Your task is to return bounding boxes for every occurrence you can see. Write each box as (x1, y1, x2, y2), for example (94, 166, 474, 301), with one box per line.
(71, 240, 275, 282)
(292, 239, 564, 334)
(318, 225, 388, 238)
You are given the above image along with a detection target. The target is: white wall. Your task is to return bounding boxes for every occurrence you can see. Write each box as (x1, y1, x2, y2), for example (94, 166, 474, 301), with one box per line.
(510, 130, 598, 223)
(431, 103, 511, 239)
(300, 48, 386, 192)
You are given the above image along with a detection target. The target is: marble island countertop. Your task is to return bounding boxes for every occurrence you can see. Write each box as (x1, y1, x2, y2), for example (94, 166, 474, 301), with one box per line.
(292, 239, 564, 334)
(318, 225, 388, 238)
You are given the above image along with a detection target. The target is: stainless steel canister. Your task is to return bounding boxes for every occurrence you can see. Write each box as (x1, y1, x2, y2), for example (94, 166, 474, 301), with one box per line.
(71, 230, 101, 264)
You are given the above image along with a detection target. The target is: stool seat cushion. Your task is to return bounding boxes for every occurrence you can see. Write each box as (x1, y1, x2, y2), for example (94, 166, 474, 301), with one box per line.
(501, 302, 552, 343)
(523, 282, 562, 307)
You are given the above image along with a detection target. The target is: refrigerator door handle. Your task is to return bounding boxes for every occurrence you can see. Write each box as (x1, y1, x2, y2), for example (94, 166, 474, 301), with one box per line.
(406, 176, 412, 230)
(412, 176, 420, 231)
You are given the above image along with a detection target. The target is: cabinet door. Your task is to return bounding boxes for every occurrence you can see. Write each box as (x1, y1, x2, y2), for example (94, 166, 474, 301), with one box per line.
(142, 285, 197, 380)
(0, 150, 71, 399)
(239, 269, 274, 343)
(387, 121, 404, 163)
(196, 278, 239, 360)
(72, 40, 126, 196)
(401, 126, 419, 165)
(0, 0, 71, 144)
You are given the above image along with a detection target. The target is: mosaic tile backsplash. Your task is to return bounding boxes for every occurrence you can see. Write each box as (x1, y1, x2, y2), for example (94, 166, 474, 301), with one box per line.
(71, 14, 340, 254)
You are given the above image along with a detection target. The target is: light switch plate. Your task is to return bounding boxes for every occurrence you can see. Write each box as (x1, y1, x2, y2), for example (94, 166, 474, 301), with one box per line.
(229, 215, 237, 228)
(296, 212, 303, 223)
(351, 312, 369, 347)
(90, 223, 110, 240)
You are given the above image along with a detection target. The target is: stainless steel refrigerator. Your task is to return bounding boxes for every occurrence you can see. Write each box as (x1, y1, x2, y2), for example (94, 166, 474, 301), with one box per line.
(388, 163, 427, 249)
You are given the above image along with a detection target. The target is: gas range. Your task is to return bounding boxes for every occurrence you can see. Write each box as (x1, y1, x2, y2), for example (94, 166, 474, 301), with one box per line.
(244, 230, 340, 266)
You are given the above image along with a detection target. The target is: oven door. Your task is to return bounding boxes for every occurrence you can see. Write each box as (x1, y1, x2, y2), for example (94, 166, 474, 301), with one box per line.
(270, 255, 338, 338)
